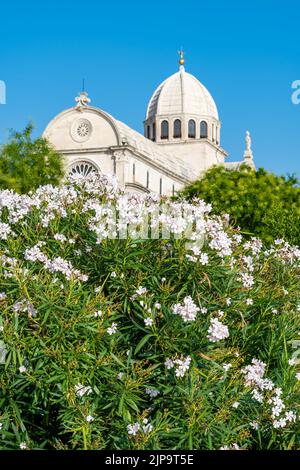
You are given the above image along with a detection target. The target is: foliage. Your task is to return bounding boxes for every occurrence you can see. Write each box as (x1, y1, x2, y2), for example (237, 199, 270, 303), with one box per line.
(182, 165, 300, 246)
(0, 173, 300, 450)
(0, 123, 64, 193)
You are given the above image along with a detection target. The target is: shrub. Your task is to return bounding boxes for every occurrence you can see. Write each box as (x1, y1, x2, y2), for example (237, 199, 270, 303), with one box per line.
(0, 173, 300, 450)
(0, 123, 64, 193)
(182, 166, 300, 246)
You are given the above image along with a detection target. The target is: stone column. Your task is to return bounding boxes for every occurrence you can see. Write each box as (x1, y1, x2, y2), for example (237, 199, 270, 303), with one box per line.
(113, 150, 130, 187)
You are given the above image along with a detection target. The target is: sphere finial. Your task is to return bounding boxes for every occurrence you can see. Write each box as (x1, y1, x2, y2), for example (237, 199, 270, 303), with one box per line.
(178, 48, 184, 66)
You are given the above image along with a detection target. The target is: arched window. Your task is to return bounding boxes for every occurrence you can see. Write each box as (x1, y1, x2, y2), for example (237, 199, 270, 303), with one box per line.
(212, 124, 215, 142)
(152, 123, 156, 141)
(200, 121, 208, 139)
(68, 161, 98, 177)
(146, 125, 150, 139)
(173, 119, 182, 138)
(216, 126, 219, 145)
(161, 120, 169, 139)
(188, 119, 196, 138)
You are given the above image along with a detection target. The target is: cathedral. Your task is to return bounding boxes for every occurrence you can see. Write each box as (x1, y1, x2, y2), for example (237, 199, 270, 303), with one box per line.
(43, 52, 255, 195)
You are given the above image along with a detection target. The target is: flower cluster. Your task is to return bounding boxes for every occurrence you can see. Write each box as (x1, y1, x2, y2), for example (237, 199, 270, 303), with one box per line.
(0, 222, 12, 240)
(220, 443, 240, 450)
(12, 299, 37, 317)
(165, 355, 192, 378)
(24, 244, 88, 282)
(107, 322, 118, 335)
(241, 359, 297, 429)
(207, 317, 229, 343)
(171, 296, 200, 322)
(127, 418, 154, 436)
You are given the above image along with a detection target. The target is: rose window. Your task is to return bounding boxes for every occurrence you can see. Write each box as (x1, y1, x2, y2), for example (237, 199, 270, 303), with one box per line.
(71, 118, 93, 142)
(76, 122, 90, 138)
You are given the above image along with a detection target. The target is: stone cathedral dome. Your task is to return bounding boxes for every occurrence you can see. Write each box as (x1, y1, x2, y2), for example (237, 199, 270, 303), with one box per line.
(145, 64, 219, 121)
(144, 51, 221, 146)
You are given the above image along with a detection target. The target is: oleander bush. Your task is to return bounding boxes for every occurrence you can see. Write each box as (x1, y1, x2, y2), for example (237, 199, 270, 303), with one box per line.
(0, 173, 300, 450)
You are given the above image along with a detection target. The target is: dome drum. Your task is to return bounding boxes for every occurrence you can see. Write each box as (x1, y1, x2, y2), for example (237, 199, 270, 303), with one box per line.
(146, 115, 221, 144)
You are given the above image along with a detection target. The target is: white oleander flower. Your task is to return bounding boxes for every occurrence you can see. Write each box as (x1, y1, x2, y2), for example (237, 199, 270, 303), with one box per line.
(165, 358, 174, 369)
(107, 322, 117, 335)
(0, 222, 12, 240)
(145, 388, 160, 398)
(144, 317, 153, 327)
(127, 422, 140, 436)
(74, 383, 92, 397)
(54, 233, 67, 243)
(136, 286, 147, 296)
(199, 253, 209, 265)
(142, 421, 154, 433)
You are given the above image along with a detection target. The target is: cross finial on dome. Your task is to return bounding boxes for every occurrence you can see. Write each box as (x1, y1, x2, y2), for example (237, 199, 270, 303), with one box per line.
(178, 48, 185, 67)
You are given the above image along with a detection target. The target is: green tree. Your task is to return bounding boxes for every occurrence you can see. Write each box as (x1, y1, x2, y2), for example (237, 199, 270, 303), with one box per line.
(0, 123, 64, 193)
(182, 165, 300, 245)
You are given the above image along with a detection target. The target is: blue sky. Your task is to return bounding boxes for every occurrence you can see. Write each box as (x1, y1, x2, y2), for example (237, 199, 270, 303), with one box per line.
(0, 0, 299, 177)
